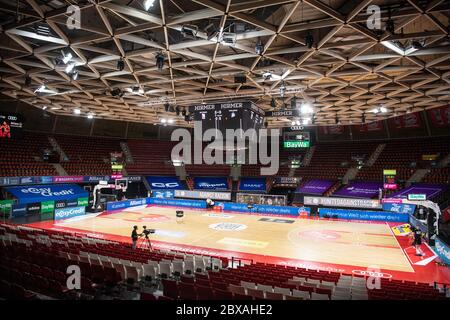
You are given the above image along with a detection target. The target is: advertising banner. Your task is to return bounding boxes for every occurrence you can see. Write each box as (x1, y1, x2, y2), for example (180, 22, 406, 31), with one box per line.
(435, 237, 450, 266)
(53, 176, 84, 183)
(106, 198, 147, 211)
(239, 177, 266, 192)
(54, 206, 86, 221)
(40, 201, 55, 214)
(26, 202, 41, 215)
(0, 200, 13, 213)
(319, 208, 408, 223)
(5, 184, 88, 205)
(148, 198, 206, 209)
(55, 200, 67, 209)
(174, 189, 231, 201)
(146, 176, 184, 189)
(304, 195, 382, 209)
(217, 202, 310, 216)
(272, 177, 300, 188)
(77, 197, 89, 207)
(296, 180, 334, 195)
(152, 190, 175, 199)
(427, 105, 450, 128)
(389, 184, 447, 200)
(11, 204, 27, 217)
(382, 202, 416, 215)
(193, 177, 229, 190)
(333, 181, 383, 199)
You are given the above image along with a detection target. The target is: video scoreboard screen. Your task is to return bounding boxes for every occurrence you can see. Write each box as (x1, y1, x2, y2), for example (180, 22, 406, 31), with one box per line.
(283, 131, 311, 148)
(0, 113, 24, 139)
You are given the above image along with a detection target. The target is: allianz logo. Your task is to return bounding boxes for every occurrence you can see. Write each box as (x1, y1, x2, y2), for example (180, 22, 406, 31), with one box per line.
(129, 199, 146, 206)
(21, 187, 74, 197)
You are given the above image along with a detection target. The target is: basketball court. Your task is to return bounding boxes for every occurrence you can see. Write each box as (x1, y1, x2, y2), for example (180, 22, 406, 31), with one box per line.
(29, 204, 450, 284)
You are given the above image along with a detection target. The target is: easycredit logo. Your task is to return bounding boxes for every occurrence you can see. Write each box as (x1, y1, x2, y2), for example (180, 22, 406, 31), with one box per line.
(21, 187, 75, 197)
(55, 206, 85, 220)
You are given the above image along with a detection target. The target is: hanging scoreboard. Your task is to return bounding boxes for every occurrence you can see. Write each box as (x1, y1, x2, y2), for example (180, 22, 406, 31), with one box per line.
(189, 102, 265, 135)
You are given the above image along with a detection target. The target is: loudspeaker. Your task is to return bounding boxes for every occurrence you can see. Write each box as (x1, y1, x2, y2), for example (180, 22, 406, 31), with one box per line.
(234, 75, 246, 84)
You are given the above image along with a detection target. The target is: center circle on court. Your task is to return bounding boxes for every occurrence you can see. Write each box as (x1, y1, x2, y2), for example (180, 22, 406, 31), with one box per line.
(209, 222, 247, 231)
(141, 214, 171, 222)
(298, 230, 341, 241)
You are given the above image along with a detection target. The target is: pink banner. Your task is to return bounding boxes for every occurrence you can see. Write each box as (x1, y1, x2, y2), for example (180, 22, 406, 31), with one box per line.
(358, 121, 383, 132)
(319, 125, 344, 135)
(52, 176, 84, 183)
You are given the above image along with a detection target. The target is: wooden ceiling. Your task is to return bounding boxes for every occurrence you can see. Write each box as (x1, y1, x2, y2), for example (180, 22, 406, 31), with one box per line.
(0, 0, 449, 127)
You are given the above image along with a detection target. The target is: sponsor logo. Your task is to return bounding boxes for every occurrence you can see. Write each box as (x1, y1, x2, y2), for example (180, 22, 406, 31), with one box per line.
(20, 177, 34, 184)
(66, 200, 78, 207)
(259, 218, 295, 224)
(209, 222, 247, 231)
(77, 197, 89, 206)
(20, 187, 75, 197)
(198, 182, 227, 189)
(55, 206, 85, 220)
(55, 201, 66, 208)
(352, 270, 392, 279)
(151, 182, 180, 188)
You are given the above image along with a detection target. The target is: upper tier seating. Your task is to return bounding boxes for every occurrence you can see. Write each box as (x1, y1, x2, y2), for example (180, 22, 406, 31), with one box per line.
(0, 132, 57, 177)
(357, 137, 450, 182)
(54, 135, 123, 175)
(125, 139, 177, 175)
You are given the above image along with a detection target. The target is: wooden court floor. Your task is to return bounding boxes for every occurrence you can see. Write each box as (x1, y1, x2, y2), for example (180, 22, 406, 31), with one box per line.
(56, 206, 414, 273)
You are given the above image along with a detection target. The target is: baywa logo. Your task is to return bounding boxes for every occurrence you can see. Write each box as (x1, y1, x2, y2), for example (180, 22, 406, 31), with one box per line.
(21, 187, 75, 197)
(171, 121, 279, 175)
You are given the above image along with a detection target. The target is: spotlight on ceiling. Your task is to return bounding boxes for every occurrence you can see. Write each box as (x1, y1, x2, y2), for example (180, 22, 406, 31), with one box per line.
(305, 31, 314, 49)
(156, 52, 165, 70)
(143, 0, 155, 11)
(300, 102, 313, 114)
(386, 18, 395, 34)
(262, 71, 272, 81)
(411, 40, 423, 50)
(279, 82, 286, 98)
(87, 113, 94, 119)
(205, 23, 219, 40)
(255, 39, 264, 55)
(61, 50, 73, 64)
(181, 25, 198, 39)
(73, 108, 81, 115)
(117, 58, 125, 71)
(111, 88, 123, 97)
(270, 98, 276, 109)
(71, 70, 79, 81)
(65, 62, 75, 74)
(290, 96, 297, 109)
(34, 84, 46, 93)
(167, 119, 174, 124)
(221, 32, 237, 46)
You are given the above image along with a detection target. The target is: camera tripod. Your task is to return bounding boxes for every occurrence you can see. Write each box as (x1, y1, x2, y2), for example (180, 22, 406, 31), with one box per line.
(137, 236, 153, 250)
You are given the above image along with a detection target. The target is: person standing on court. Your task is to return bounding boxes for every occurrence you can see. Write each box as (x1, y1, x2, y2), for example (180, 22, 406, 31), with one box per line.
(131, 225, 139, 250)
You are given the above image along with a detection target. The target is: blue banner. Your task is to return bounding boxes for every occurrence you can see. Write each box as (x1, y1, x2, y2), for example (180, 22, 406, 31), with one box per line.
(435, 237, 450, 266)
(0, 175, 142, 186)
(218, 202, 310, 216)
(11, 204, 27, 218)
(106, 198, 147, 211)
(5, 184, 88, 205)
(239, 177, 266, 192)
(146, 176, 184, 189)
(152, 190, 175, 198)
(148, 198, 206, 209)
(194, 177, 228, 190)
(382, 203, 416, 214)
(318, 208, 408, 222)
(54, 206, 86, 221)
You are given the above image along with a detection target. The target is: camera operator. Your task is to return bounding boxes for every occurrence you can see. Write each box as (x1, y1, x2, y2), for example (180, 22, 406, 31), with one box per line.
(131, 225, 139, 250)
